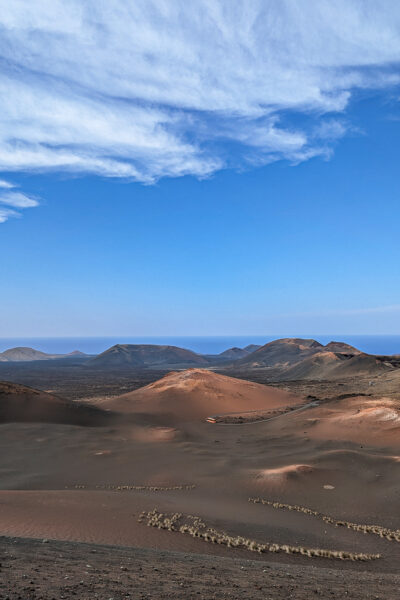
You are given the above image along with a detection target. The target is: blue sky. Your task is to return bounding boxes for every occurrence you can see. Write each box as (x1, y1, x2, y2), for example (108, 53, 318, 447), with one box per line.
(0, 1, 400, 336)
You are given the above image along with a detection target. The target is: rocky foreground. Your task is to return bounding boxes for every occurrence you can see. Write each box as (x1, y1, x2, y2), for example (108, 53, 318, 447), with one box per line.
(0, 536, 398, 600)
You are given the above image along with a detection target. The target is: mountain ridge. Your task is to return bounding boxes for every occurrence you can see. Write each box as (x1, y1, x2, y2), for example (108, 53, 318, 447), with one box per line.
(88, 343, 208, 368)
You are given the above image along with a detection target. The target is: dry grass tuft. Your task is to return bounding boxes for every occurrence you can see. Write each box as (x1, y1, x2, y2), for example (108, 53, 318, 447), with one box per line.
(139, 509, 380, 561)
(67, 484, 195, 491)
(249, 497, 400, 542)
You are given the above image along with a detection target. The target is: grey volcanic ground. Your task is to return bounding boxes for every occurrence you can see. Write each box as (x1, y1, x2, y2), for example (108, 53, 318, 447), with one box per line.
(1, 339, 400, 598)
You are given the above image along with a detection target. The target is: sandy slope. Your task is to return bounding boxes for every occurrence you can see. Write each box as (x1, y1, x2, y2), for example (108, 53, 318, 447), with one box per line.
(0, 381, 111, 426)
(269, 394, 400, 446)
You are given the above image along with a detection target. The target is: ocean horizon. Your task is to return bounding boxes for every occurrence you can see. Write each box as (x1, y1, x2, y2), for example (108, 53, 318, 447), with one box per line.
(0, 335, 400, 356)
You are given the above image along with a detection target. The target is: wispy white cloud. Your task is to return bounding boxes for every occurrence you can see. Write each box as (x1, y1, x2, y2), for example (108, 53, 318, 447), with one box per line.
(0, 181, 39, 222)
(0, 1, 399, 181)
(0, 207, 19, 223)
(0, 191, 39, 208)
(0, 179, 14, 189)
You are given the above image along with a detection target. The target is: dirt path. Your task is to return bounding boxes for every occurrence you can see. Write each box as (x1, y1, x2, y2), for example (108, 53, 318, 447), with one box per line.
(206, 400, 319, 425)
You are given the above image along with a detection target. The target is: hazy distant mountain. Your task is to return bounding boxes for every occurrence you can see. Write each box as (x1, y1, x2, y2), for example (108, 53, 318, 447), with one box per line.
(88, 344, 208, 368)
(0, 347, 88, 362)
(218, 347, 250, 359)
(243, 344, 262, 353)
(0, 347, 50, 362)
(3, 338, 395, 383)
(217, 344, 262, 360)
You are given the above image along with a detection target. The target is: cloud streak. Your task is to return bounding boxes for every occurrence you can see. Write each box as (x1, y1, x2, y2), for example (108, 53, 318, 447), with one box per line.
(0, 181, 39, 222)
(0, 179, 14, 189)
(0, 208, 19, 224)
(0, 1, 399, 182)
(0, 192, 39, 208)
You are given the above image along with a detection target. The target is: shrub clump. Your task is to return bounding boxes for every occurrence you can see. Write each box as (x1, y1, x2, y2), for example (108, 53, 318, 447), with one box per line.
(249, 497, 400, 542)
(138, 509, 380, 561)
(69, 484, 195, 491)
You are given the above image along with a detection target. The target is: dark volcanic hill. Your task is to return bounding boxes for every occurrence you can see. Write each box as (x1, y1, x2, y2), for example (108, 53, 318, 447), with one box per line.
(88, 344, 208, 368)
(233, 337, 398, 380)
(278, 351, 394, 380)
(237, 338, 324, 368)
(0, 381, 110, 425)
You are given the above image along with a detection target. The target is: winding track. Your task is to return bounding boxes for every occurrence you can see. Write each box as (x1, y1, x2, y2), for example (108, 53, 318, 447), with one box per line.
(205, 400, 319, 426)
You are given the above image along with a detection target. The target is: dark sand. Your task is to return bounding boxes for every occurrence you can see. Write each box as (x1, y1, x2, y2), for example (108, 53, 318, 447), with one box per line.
(1, 535, 399, 600)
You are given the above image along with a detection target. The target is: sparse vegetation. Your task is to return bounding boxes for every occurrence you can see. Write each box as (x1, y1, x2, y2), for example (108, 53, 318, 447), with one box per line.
(68, 484, 195, 491)
(249, 497, 400, 542)
(139, 508, 380, 561)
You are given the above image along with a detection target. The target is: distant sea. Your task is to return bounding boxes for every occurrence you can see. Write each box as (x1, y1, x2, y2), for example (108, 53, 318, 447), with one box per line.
(0, 335, 400, 356)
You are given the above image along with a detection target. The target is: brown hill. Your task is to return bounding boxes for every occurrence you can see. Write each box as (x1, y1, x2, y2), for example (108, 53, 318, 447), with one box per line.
(324, 341, 361, 354)
(102, 368, 302, 421)
(88, 344, 207, 368)
(0, 381, 110, 426)
(237, 338, 324, 368)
